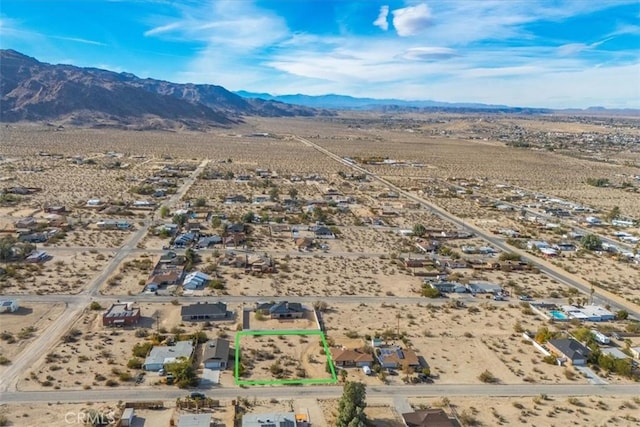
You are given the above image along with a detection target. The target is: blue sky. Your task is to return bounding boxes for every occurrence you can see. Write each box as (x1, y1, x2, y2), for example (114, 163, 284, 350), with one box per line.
(1, 0, 639, 108)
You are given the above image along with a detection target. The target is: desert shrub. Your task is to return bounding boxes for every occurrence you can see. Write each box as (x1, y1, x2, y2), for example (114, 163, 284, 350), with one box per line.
(479, 370, 499, 383)
(127, 358, 143, 369)
(132, 342, 153, 358)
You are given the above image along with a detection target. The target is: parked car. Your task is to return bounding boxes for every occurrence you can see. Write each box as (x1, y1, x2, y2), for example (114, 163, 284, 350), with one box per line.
(519, 295, 533, 301)
(190, 392, 206, 400)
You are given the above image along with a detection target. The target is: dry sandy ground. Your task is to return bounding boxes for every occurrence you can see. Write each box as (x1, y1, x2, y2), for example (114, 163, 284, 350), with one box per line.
(0, 250, 111, 294)
(322, 302, 601, 386)
(319, 398, 404, 427)
(0, 303, 65, 374)
(239, 332, 330, 382)
(409, 395, 640, 427)
(16, 302, 241, 391)
(0, 401, 235, 427)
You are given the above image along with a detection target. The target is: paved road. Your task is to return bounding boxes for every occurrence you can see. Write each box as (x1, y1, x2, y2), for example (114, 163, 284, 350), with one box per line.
(0, 162, 208, 393)
(1, 383, 638, 404)
(2, 293, 575, 308)
(293, 136, 640, 319)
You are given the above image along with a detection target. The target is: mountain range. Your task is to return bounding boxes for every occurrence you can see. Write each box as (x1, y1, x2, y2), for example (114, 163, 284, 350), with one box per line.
(1, 49, 635, 129)
(0, 49, 330, 130)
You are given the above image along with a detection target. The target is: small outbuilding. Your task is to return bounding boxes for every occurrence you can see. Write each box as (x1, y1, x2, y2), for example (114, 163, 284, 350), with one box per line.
(0, 300, 19, 313)
(120, 408, 134, 427)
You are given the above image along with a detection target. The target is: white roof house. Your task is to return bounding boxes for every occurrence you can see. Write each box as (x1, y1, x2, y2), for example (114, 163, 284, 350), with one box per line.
(182, 271, 212, 290)
(143, 340, 194, 371)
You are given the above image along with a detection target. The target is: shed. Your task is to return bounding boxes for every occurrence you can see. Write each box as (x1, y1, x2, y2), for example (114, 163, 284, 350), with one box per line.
(120, 408, 134, 427)
(0, 300, 19, 313)
(177, 414, 211, 427)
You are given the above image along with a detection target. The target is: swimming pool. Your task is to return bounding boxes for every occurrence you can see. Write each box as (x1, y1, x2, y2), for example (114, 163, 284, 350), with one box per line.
(549, 310, 568, 320)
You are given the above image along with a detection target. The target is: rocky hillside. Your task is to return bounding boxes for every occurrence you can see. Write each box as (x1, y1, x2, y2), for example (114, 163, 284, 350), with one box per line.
(0, 49, 329, 129)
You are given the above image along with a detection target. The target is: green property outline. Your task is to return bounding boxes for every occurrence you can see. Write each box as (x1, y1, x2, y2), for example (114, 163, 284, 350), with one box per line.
(235, 329, 338, 386)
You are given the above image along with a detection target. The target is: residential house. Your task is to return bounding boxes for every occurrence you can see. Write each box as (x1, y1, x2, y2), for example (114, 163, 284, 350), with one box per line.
(242, 412, 310, 427)
(467, 282, 502, 294)
(177, 414, 211, 427)
(174, 232, 197, 247)
(44, 206, 66, 214)
(404, 259, 425, 268)
(547, 338, 590, 366)
(0, 300, 19, 313)
(25, 250, 48, 263)
(226, 223, 246, 234)
(560, 305, 615, 322)
(146, 271, 182, 289)
(224, 233, 246, 247)
(185, 221, 202, 233)
(428, 282, 467, 294)
(202, 338, 230, 369)
(182, 271, 212, 290)
(132, 200, 155, 209)
(314, 226, 335, 239)
(102, 303, 141, 327)
(224, 195, 248, 204)
(156, 223, 178, 236)
(247, 254, 275, 273)
(14, 217, 37, 230)
(402, 408, 456, 427)
(86, 199, 103, 207)
(97, 219, 131, 230)
(255, 301, 305, 319)
(252, 194, 271, 204)
(181, 302, 229, 321)
(18, 232, 48, 243)
(143, 340, 194, 371)
(376, 345, 420, 370)
(330, 348, 374, 368)
(196, 235, 222, 248)
(295, 237, 314, 252)
(600, 347, 630, 360)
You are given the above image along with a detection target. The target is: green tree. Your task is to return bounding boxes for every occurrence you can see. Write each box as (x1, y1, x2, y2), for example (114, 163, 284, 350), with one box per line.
(412, 223, 427, 237)
(421, 286, 440, 298)
(499, 252, 521, 262)
(164, 358, 198, 388)
(172, 213, 187, 226)
(616, 310, 629, 320)
(336, 381, 367, 427)
(606, 206, 621, 222)
(580, 234, 602, 251)
(269, 186, 280, 201)
(159, 205, 170, 218)
(242, 211, 256, 224)
(194, 197, 207, 207)
(0, 236, 17, 261)
(288, 188, 299, 200)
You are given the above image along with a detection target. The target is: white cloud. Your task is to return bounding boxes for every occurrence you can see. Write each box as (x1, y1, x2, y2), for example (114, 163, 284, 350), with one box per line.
(144, 22, 183, 37)
(148, 0, 639, 108)
(392, 3, 433, 37)
(373, 5, 389, 31)
(400, 47, 459, 61)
